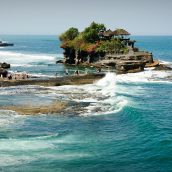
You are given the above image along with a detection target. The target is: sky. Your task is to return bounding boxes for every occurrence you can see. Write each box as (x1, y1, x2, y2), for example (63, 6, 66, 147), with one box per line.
(0, 0, 172, 35)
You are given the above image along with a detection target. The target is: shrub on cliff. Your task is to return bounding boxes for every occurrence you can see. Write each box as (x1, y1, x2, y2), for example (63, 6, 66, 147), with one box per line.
(59, 27, 79, 41)
(96, 39, 128, 54)
(59, 22, 128, 54)
(60, 22, 105, 47)
(82, 22, 106, 43)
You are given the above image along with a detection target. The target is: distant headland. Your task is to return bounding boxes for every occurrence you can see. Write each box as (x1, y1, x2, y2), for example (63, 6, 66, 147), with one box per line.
(59, 22, 171, 73)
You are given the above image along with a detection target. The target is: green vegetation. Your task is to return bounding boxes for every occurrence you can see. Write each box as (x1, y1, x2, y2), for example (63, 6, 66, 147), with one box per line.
(60, 22, 128, 54)
(82, 22, 106, 43)
(96, 39, 128, 54)
(59, 27, 79, 41)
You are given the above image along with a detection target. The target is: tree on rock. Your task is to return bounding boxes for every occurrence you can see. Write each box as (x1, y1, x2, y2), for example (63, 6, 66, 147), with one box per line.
(60, 27, 79, 41)
(82, 22, 106, 43)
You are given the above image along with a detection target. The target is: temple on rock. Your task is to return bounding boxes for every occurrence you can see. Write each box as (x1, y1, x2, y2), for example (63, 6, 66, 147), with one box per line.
(59, 22, 154, 73)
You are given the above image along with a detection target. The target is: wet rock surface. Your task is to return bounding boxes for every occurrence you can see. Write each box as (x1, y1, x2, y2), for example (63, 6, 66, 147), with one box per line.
(62, 48, 155, 73)
(0, 62, 10, 69)
(0, 73, 105, 87)
(154, 64, 172, 71)
(1, 102, 66, 115)
(0, 68, 8, 77)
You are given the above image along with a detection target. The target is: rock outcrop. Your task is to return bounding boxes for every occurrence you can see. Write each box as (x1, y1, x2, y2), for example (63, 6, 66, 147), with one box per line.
(0, 73, 105, 87)
(0, 68, 8, 77)
(0, 62, 10, 69)
(0, 62, 10, 78)
(59, 23, 159, 74)
(90, 51, 153, 73)
(56, 60, 64, 64)
(115, 61, 146, 74)
(2, 102, 66, 115)
(60, 48, 154, 73)
(154, 64, 172, 71)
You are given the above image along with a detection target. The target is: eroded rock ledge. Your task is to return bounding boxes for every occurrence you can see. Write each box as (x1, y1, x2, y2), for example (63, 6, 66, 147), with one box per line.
(2, 102, 66, 115)
(0, 73, 105, 87)
(92, 51, 154, 73)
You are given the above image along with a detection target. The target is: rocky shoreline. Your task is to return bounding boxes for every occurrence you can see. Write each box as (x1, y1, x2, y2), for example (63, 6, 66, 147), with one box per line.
(0, 59, 171, 88)
(0, 72, 105, 115)
(60, 38, 160, 74)
(58, 51, 171, 74)
(79, 51, 154, 74)
(0, 73, 105, 87)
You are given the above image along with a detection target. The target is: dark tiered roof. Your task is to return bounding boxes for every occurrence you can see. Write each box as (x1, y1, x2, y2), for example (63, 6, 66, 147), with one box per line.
(113, 29, 130, 36)
(103, 29, 114, 37)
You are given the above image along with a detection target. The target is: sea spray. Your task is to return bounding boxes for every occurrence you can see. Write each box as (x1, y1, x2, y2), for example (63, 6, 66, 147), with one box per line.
(115, 68, 172, 83)
(0, 110, 25, 128)
(94, 72, 117, 97)
(0, 51, 56, 64)
(48, 73, 128, 116)
(82, 73, 127, 116)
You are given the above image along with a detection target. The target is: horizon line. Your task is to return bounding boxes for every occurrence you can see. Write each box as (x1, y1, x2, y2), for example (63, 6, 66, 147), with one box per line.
(1, 34, 172, 36)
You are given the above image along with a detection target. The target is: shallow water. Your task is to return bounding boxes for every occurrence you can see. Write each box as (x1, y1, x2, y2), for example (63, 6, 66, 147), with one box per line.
(0, 35, 172, 171)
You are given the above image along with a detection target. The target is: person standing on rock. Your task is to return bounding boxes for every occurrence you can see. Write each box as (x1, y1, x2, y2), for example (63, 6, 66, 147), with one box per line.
(75, 70, 79, 75)
(97, 68, 101, 73)
(65, 69, 69, 75)
(85, 68, 88, 74)
(7, 73, 12, 80)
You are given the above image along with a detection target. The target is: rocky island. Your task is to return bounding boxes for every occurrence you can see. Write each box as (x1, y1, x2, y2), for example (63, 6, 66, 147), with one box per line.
(0, 41, 14, 47)
(0, 24, 171, 87)
(59, 22, 161, 73)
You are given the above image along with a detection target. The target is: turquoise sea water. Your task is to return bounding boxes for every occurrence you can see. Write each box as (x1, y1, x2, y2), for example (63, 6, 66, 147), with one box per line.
(0, 35, 172, 172)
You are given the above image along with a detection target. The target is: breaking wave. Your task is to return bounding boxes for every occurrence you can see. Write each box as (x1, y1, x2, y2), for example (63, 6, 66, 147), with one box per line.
(115, 67, 172, 83)
(0, 50, 62, 66)
(49, 73, 128, 116)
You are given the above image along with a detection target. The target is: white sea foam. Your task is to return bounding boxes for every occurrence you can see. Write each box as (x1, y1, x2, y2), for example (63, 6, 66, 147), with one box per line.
(115, 68, 172, 83)
(0, 133, 90, 167)
(48, 73, 127, 116)
(80, 73, 128, 116)
(0, 133, 80, 152)
(0, 155, 37, 167)
(0, 85, 46, 95)
(32, 133, 59, 140)
(48, 68, 172, 116)
(0, 110, 25, 127)
(0, 138, 56, 151)
(0, 51, 58, 65)
(30, 73, 57, 78)
(0, 152, 90, 167)
(160, 60, 172, 66)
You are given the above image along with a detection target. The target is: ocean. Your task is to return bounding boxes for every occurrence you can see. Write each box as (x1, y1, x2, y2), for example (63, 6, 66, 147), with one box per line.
(0, 35, 172, 172)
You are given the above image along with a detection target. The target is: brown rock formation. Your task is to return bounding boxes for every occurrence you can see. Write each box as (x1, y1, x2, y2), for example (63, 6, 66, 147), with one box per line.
(0, 62, 10, 69)
(0, 68, 8, 77)
(0, 73, 105, 87)
(154, 64, 172, 71)
(2, 102, 66, 115)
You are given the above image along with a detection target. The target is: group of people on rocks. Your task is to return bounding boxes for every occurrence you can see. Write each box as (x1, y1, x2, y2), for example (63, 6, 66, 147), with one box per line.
(0, 72, 29, 80)
(64, 68, 101, 76)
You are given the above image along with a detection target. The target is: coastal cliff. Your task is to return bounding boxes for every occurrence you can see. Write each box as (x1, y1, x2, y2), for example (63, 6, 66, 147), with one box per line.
(59, 22, 155, 73)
